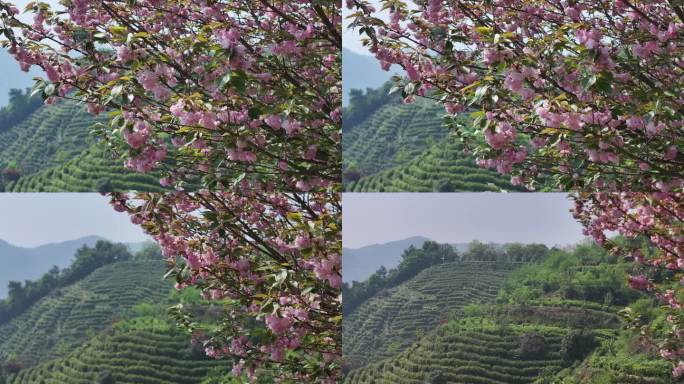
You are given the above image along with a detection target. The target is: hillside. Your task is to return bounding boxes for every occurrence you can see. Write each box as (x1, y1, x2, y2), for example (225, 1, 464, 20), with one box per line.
(343, 261, 519, 370)
(0, 99, 98, 176)
(345, 139, 522, 192)
(342, 89, 519, 192)
(0, 236, 105, 298)
(0, 97, 163, 192)
(0, 260, 170, 367)
(342, 48, 400, 106)
(342, 241, 674, 383)
(345, 313, 639, 384)
(343, 236, 431, 283)
(9, 326, 227, 384)
(343, 96, 448, 176)
(0, 244, 234, 383)
(7, 144, 165, 192)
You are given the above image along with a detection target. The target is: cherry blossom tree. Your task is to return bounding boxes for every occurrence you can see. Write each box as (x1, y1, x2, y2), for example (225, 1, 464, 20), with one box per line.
(348, 0, 683, 375)
(0, 0, 341, 381)
(573, 191, 684, 377)
(347, 0, 682, 191)
(111, 191, 341, 382)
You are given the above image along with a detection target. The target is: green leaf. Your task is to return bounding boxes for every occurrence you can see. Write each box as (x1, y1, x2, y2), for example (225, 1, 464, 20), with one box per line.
(476, 26, 493, 35)
(272, 269, 287, 288)
(30, 79, 45, 97)
(248, 106, 261, 119)
(109, 26, 127, 35)
(111, 84, 123, 99)
(593, 72, 613, 95)
(43, 83, 55, 97)
(470, 84, 490, 105)
(581, 74, 597, 90)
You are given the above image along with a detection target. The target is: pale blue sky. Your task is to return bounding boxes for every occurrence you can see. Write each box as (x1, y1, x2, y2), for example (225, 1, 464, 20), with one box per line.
(343, 193, 586, 249)
(0, 194, 148, 247)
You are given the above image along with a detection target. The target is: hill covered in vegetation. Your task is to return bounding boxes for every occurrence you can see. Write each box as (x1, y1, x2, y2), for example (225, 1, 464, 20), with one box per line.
(342, 241, 673, 383)
(0, 236, 108, 299)
(342, 48, 400, 107)
(343, 236, 431, 284)
(0, 91, 163, 192)
(342, 85, 520, 192)
(0, 241, 234, 384)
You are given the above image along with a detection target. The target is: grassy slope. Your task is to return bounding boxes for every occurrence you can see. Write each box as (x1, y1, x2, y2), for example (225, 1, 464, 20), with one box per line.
(1, 260, 233, 383)
(9, 326, 226, 384)
(0, 99, 162, 191)
(0, 260, 170, 367)
(343, 247, 673, 384)
(343, 262, 518, 369)
(7, 144, 165, 192)
(342, 96, 517, 192)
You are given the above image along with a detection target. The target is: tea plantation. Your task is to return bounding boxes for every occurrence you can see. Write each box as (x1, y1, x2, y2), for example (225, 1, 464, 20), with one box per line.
(0, 256, 234, 383)
(5, 145, 165, 192)
(8, 326, 227, 384)
(344, 139, 521, 192)
(342, 242, 674, 383)
(0, 98, 163, 192)
(345, 319, 573, 384)
(0, 99, 95, 176)
(0, 260, 170, 367)
(343, 96, 448, 176)
(343, 261, 517, 369)
(342, 89, 517, 192)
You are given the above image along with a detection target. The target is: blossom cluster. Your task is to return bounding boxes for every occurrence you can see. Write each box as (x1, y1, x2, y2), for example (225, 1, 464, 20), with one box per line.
(572, 192, 684, 375)
(111, 190, 342, 381)
(0, 0, 341, 191)
(348, 0, 682, 192)
(0, 0, 342, 381)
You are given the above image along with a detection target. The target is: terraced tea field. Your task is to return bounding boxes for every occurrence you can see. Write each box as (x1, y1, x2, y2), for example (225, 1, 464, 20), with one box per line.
(342, 94, 517, 192)
(0, 99, 163, 191)
(0, 260, 171, 367)
(343, 262, 518, 369)
(345, 320, 571, 384)
(6, 145, 165, 192)
(343, 97, 448, 176)
(343, 241, 675, 384)
(345, 139, 520, 192)
(9, 327, 227, 384)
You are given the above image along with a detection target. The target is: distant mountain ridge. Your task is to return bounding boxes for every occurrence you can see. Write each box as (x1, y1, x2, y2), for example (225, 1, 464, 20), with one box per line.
(343, 236, 430, 283)
(343, 236, 471, 283)
(342, 48, 402, 106)
(0, 236, 146, 298)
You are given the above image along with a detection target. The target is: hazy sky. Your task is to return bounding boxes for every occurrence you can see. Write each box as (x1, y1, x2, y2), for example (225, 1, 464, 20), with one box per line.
(0, 194, 149, 247)
(343, 193, 587, 249)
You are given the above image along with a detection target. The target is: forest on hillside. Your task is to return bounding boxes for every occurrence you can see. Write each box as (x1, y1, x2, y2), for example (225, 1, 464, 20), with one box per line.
(342, 239, 675, 383)
(0, 90, 165, 192)
(0, 240, 249, 384)
(342, 83, 523, 192)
